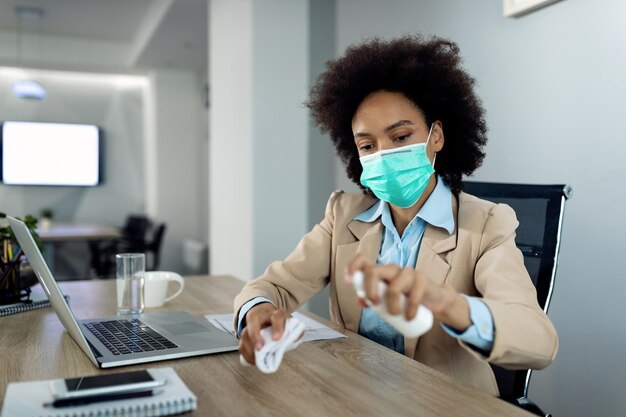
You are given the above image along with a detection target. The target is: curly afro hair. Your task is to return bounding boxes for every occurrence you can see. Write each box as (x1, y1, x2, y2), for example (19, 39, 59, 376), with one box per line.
(307, 35, 487, 195)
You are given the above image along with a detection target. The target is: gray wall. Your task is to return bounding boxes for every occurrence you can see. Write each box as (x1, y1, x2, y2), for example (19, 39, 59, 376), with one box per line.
(252, 0, 310, 277)
(335, 0, 626, 415)
(304, 0, 338, 320)
(147, 69, 207, 273)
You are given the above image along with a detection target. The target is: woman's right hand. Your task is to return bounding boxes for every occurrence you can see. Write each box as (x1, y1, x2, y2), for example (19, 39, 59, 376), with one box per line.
(239, 302, 291, 365)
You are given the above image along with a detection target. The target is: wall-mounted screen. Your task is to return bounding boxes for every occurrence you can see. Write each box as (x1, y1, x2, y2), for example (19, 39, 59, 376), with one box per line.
(0, 121, 102, 186)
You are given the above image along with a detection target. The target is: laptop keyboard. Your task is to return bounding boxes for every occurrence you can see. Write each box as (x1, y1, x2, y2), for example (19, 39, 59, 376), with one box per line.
(85, 319, 178, 356)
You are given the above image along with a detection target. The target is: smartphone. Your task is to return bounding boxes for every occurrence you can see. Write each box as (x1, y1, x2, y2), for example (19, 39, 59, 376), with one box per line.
(50, 369, 167, 400)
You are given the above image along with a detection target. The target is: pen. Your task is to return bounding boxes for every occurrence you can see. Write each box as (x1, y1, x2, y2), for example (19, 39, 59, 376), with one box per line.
(46, 389, 161, 408)
(11, 248, 22, 262)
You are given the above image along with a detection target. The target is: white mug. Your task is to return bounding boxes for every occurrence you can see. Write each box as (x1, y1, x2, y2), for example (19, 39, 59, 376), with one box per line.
(143, 271, 185, 308)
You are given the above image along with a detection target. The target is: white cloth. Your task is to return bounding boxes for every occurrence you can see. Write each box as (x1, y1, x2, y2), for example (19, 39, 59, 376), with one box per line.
(239, 317, 305, 373)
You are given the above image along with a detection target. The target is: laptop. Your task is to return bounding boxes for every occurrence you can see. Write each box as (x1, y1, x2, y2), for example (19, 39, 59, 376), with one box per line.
(8, 216, 239, 368)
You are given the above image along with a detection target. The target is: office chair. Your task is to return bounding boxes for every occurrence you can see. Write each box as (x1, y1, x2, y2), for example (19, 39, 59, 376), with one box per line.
(145, 223, 167, 271)
(117, 215, 152, 253)
(463, 181, 573, 417)
(88, 215, 152, 278)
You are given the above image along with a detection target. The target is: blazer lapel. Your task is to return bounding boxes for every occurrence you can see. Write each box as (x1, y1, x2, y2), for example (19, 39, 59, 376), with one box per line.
(335, 219, 383, 332)
(404, 194, 459, 358)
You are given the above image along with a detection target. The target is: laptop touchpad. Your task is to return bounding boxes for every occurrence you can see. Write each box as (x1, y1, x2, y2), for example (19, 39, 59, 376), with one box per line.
(162, 321, 210, 335)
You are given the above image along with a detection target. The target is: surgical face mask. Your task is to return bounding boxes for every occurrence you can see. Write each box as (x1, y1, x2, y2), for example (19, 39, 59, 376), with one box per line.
(359, 124, 436, 208)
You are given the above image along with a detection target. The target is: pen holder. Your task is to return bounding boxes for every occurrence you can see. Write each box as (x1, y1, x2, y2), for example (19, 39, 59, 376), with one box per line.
(0, 213, 43, 304)
(0, 259, 31, 305)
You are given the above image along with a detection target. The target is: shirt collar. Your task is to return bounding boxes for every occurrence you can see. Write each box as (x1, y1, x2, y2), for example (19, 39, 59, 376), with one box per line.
(353, 175, 455, 235)
(353, 198, 384, 223)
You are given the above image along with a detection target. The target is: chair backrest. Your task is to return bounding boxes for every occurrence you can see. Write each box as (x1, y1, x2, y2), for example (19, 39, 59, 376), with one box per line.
(121, 215, 151, 242)
(145, 223, 166, 271)
(463, 181, 572, 400)
(117, 215, 152, 254)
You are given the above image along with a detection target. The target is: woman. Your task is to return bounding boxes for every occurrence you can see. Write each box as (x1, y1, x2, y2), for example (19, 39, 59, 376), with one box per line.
(233, 35, 557, 396)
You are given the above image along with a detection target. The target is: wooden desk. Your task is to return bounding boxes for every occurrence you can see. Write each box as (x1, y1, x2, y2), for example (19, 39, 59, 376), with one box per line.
(0, 276, 532, 417)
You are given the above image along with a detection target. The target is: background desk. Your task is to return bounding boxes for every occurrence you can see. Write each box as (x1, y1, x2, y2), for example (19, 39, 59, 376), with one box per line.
(37, 223, 121, 242)
(0, 276, 532, 417)
(36, 223, 121, 278)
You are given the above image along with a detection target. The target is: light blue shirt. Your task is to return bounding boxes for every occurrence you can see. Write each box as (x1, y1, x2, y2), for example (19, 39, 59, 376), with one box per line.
(237, 176, 494, 354)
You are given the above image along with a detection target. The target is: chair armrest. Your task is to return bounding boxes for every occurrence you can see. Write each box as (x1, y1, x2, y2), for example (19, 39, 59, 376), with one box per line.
(516, 397, 551, 417)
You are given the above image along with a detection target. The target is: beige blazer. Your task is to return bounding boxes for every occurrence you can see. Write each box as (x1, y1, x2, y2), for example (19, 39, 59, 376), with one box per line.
(234, 190, 558, 396)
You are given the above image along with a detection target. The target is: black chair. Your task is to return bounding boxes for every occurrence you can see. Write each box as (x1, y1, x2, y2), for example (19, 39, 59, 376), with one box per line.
(88, 215, 153, 278)
(144, 223, 167, 271)
(463, 181, 573, 417)
(117, 215, 152, 252)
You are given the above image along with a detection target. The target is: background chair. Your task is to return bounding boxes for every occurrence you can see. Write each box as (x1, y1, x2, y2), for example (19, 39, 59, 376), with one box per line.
(463, 181, 573, 417)
(117, 215, 152, 253)
(144, 223, 166, 271)
(88, 215, 166, 278)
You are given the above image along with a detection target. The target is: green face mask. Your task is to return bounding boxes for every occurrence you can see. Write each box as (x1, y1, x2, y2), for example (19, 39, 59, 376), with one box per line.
(359, 125, 435, 208)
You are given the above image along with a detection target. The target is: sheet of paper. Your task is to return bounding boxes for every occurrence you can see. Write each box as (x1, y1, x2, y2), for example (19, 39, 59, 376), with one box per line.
(204, 311, 346, 342)
(206, 314, 237, 337)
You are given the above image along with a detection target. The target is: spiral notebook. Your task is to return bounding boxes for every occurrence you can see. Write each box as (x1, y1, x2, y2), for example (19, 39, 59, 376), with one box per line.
(0, 367, 196, 417)
(0, 285, 68, 317)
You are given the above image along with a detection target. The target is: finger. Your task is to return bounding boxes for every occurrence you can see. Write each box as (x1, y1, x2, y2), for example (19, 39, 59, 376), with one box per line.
(361, 263, 380, 305)
(406, 271, 428, 320)
(386, 268, 415, 316)
(239, 328, 256, 365)
(240, 354, 252, 367)
(363, 264, 401, 305)
(246, 313, 265, 351)
(370, 263, 407, 285)
(270, 310, 289, 340)
(345, 252, 372, 283)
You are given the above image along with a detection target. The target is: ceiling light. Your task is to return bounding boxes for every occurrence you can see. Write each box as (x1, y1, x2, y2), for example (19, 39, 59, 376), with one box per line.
(12, 6, 47, 100)
(12, 79, 47, 100)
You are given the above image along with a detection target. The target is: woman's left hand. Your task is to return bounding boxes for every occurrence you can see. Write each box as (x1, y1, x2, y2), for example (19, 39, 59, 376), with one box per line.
(346, 253, 472, 332)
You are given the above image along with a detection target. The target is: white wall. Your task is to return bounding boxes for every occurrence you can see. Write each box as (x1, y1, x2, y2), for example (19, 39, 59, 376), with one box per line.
(335, 0, 626, 415)
(208, 0, 254, 280)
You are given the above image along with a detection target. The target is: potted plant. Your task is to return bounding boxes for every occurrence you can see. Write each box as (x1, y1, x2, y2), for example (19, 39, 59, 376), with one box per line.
(0, 212, 42, 304)
(39, 208, 54, 229)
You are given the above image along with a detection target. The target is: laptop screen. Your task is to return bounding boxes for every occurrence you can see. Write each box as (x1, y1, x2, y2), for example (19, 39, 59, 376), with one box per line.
(7, 216, 98, 366)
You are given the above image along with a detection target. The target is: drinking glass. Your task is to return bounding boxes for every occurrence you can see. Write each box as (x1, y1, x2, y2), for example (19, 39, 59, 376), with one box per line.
(116, 253, 145, 315)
